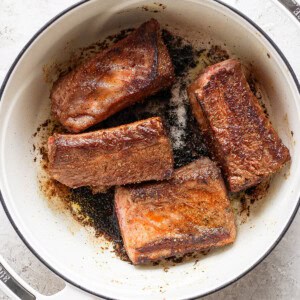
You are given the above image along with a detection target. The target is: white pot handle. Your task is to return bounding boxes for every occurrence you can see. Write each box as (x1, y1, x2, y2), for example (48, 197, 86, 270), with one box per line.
(0, 255, 96, 300)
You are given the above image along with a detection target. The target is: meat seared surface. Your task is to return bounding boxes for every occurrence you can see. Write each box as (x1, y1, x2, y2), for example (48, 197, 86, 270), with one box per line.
(188, 59, 290, 192)
(115, 158, 236, 264)
(51, 19, 174, 133)
(48, 117, 174, 188)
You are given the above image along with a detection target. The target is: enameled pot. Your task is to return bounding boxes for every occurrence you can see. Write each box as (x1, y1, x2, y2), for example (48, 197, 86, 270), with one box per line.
(0, 1, 299, 299)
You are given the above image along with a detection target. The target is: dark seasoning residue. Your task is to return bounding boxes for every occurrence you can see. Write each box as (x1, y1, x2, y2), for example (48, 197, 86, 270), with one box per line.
(35, 26, 270, 264)
(140, 2, 167, 13)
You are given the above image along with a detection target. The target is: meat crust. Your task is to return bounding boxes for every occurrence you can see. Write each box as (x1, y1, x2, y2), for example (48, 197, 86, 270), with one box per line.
(115, 158, 236, 264)
(51, 19, 175, 132)
(48, 117, 174, 189)
(188, 59, 290, 192)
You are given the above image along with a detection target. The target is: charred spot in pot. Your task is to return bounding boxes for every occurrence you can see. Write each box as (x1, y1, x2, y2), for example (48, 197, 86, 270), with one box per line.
(162, 29, 204, 77)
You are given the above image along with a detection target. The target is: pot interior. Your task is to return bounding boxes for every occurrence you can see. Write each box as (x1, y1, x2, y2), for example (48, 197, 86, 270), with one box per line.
(0, 0, 299, 299)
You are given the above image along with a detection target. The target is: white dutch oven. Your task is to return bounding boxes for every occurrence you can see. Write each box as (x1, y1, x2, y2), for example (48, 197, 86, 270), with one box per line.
(0, 0, 300, 299)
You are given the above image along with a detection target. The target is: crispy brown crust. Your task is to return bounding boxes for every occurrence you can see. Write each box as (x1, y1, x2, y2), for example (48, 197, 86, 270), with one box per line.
(188, 59, 291, 192)
(135, 229, 230, 264)
(49, 117, 167, 155)
(115, 158, 236, 264)
(51, 19, 175, 133)
(48, 117, 174, 188)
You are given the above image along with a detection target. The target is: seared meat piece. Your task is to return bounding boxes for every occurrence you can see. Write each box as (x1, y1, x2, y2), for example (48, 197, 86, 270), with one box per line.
(48, 117, 173, 189)
(51, 19, 175, 133)
(115, 158, 236, 264)
(188, 59, 290, 192)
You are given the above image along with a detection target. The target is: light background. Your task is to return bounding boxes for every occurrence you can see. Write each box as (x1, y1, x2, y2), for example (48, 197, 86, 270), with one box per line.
(0, 0, 299, 299)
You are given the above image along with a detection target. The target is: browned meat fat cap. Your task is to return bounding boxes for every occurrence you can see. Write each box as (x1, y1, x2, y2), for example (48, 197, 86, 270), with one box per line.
(188, 59, 290, 192)
(115, 158, 236, 264)
(48, 117, 174, 189)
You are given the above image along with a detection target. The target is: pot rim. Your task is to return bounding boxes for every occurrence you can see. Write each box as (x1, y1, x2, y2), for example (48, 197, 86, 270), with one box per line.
(0, 0, 299, 299)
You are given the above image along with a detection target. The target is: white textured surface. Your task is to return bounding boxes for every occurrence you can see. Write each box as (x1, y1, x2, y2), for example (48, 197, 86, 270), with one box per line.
(0, 0, 299, 299)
